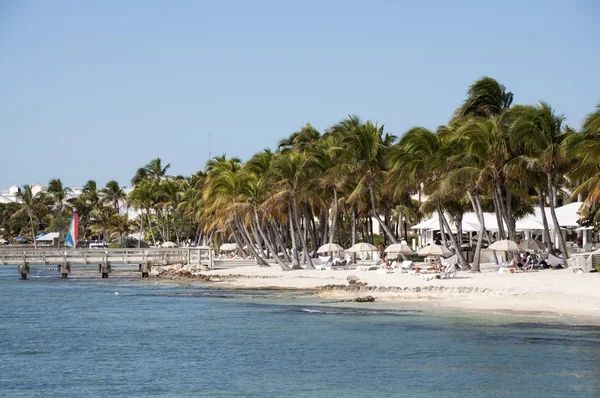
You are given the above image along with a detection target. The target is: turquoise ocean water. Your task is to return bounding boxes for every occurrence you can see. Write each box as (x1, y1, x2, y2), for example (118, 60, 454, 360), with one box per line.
(1, 265, 599, 397)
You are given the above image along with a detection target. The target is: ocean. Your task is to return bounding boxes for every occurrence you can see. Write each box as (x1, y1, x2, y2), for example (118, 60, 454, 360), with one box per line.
(1, 265, 599, 397)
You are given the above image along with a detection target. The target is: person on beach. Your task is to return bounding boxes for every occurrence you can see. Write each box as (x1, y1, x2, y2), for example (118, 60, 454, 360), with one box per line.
(377, 243, 385, 261)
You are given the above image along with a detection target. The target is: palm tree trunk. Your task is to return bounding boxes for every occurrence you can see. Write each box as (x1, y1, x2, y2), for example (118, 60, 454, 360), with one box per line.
(306, 205, 318, 254)
(249, 219, 267, 259)
(254, 210, 290, 271)
(329, 187, 339, 243)
(138, 210, 144, 248)
(146, 208, 156, 246)
(234, 214, 269, 266)
(436, 200, 448, 247)
(29, 214, 37, 249)
(505, 188, 517, 241)
(288, 202, 301, 268)
(537, 188, 553, 250)
(269, 220, 291, 263)
(368, 181, 397, 244)
(293, 196, 314, 269)
(229, 223, 248, 257)
(547, 171, 568, 267)
(351, 210, 357, 245)
(439, 208, 469, 269)
(466, 191, 485, 272)
(491, 186, 505, 241)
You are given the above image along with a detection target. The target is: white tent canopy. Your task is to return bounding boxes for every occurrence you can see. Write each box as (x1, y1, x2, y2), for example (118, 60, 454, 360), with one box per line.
(412, 202, 584, 233)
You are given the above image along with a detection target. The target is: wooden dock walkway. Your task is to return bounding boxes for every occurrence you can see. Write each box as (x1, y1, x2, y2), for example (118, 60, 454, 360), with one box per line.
(0, 247, 214, 275)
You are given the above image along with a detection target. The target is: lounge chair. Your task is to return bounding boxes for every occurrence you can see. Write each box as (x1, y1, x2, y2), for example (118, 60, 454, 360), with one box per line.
(546, 254, 564, 268)
(437, 263, 457, 279)
(396, 261, 414, 273)
(568, 255, 594, 273)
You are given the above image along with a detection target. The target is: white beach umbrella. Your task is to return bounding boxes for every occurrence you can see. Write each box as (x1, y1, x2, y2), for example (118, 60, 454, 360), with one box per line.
(345, 242, 378, 253)
(488, 239, 519, 252)
(161, 241, 178, 248)
(418, 244, 451, 256)
(518, 239, 546, 252)
(317, 243, 345, 253)
(385, 243, 413, 254)
(219, 243, 238, 251)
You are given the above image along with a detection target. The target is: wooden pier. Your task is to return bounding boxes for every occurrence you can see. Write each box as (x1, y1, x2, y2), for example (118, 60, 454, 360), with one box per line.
(0, 247, 214, 278)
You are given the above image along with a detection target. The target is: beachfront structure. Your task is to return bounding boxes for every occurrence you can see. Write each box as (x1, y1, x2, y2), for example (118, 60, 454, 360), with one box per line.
(412, 202, 598, 250)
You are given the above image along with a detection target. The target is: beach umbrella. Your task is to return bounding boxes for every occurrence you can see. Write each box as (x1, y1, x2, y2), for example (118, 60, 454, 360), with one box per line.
(161, 241, 178, 248)
(219, 243, 238, 251)
(317, 243, 344, 253)
(488, 239, 519, 252)
(345, 242, 378, 253)
(385, 243, 413, 254)
(518, 238, 546, 252)
(418, 244, 451, 256)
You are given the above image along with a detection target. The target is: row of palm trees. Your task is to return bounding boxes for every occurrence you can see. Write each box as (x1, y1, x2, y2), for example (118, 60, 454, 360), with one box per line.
(185, 77, 599, 271)
(0, 77, 598, 271)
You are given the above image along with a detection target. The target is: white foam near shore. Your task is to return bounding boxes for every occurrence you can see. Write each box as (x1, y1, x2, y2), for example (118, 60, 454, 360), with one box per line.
(198, 264, 600, 320)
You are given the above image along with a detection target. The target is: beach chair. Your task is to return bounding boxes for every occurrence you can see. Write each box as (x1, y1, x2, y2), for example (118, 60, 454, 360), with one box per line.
(437, 263, 457, 279)
(396, 260, 414, 273)
(546, 254, 563, 268)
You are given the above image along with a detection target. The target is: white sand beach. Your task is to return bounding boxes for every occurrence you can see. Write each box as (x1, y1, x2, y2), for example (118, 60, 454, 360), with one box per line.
(179, 264, 600, 321)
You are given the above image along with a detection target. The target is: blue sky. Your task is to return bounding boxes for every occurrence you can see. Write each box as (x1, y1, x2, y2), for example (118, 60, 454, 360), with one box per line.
(0, 0, 598, 189)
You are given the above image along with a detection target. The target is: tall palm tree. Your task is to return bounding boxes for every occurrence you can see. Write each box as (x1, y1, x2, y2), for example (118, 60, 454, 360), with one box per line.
(13, 185, 50, 249)
(48, 178, 71, 246)
(455, 76, 514, 119)
(67, 196, 93, 241)
(101, 180, 126, 214)
(0, 202, 21, 242)
(334, 116, 398, 244)
(511, 102, 571, 266)
(570, 103, 600, 217)
(270, 150, 317, 268)
(82, 180, 101, 210)
(132, 158, 171, 185)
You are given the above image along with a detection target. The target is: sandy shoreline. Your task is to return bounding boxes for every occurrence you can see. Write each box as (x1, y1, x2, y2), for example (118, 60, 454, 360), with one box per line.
(155, 263, 600, 323)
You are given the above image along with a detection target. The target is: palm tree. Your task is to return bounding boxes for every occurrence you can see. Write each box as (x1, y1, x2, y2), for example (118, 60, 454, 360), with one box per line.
(101, 180, 126, 213)
(132, 158, 171, 185)
(0, 202, 21, 242)
(270, 150, 317, 268)
(511, 102, 571, 267)
(13, 185, 50, 249)
(333, 116, 398, 244)
(570, 103, 600, 218)
(82, 180, 101, 209)
(67, 196, 93, 241)
(455, 76, 514, 119)
(48, 178, 71, 246)
(203, 157, 271, 266)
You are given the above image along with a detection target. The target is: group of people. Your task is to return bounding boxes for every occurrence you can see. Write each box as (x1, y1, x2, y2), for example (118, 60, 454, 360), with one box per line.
(514, 252, 550, 269)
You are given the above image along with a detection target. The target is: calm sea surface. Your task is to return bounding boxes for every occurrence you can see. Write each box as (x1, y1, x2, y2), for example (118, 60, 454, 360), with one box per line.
(1, 265, 599, 397)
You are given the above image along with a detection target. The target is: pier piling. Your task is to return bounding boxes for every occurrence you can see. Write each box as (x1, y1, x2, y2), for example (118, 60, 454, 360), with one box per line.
(19, 261, 30, 280)
(141, 263, 151, 278)
(100, 263, 111, 279)
(59, 261, 71, 279)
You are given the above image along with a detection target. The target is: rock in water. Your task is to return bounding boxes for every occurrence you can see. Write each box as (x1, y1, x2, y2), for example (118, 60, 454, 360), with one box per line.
(355, 296, 375, 302)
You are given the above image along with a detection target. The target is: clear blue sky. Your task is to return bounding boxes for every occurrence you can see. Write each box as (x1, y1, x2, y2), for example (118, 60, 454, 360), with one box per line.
(1, 0, 598, 189)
